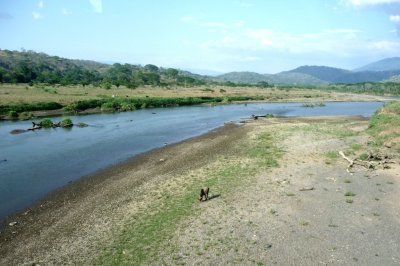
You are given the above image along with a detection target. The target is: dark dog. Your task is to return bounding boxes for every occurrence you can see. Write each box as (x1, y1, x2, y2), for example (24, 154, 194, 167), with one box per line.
(199, 187, 209, 202)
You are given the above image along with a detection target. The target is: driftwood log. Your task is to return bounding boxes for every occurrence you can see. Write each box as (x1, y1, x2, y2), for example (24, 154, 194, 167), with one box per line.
(251, 114, 267, 120)
(339, 150, 394, 174)
(27, 122, 42, 131)
(299, 187, 314, 191)
(28, 121, 71, 131)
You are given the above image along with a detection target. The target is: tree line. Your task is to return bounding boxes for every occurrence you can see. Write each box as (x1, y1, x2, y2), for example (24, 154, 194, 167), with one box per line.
(0, 49, 398, 95)
(0, 49, 207, 87)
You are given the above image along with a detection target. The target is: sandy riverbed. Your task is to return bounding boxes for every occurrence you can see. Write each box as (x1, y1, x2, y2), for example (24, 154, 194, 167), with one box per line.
(1, 116, 399, 265)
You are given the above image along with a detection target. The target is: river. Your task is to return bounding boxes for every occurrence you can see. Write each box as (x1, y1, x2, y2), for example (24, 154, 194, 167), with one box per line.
(0, 101, 384, 221)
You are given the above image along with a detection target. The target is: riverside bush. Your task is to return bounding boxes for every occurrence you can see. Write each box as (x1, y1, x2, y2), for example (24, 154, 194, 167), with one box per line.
(60, 118, 73, 127)
(40, 118, 53, 128)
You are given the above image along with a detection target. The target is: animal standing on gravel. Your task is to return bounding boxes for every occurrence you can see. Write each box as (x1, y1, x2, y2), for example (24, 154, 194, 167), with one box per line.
(199, 187, 209, 202)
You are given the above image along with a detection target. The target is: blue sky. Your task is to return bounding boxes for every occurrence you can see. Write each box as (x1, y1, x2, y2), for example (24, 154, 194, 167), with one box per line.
(0, 0, 399, 74)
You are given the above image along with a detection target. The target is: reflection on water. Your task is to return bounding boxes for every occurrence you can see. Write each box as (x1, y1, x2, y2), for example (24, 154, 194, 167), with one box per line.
(0, 101, 384, 220)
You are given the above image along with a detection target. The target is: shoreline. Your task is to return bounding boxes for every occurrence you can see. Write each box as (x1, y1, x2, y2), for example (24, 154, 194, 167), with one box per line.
(0, 115, 371, 227)
(0, 121, 242, 229)
(0, 94, 393, 121)
(1, 115, 399, 265)
(0, 115, 368, 228)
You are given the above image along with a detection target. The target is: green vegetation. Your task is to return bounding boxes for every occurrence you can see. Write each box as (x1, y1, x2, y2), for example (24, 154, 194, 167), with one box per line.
(302, 102, 326, 107)
(0, 95, 264, 116)
(324, 150, 339, 165)
(60, 118, 73, 127)
(293, 123, 358, 139)
(7, 110, 18, 118)
(344, 191, 356, 197)
(346, 198, 354, 204)
(349, 143, 362, 151)
(40, 118, 53, 128)
(18, 111, 33, 120)
(247, 132, 283, 167)
(368, 101, 400, 150)
(2, 49, 400, 96)
(76, 122, 88, 128)
(0, 101, 63, 115)
(0, 49, 206, 87)
(358, 153, 369, 160)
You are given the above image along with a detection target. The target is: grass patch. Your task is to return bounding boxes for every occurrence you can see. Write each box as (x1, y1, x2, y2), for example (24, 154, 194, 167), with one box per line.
(368, 101, 400, 151)
(269, 209, 277, 215)
(325, 150, 338, 164)
(359, 153, 369, 161)
(349, 143, 363, 151)
(247, 132, 284, 167)
(346, 198, 354, 203)
(344, 191, 356, 197)
(293, 123, 358, 139)
(300, 220, 309, 226)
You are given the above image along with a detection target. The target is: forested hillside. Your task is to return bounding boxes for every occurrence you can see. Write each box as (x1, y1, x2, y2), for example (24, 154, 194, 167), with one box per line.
(0, 49, 206, 87)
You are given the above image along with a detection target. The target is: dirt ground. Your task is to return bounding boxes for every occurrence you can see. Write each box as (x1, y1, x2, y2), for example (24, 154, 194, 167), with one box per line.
(157, 118, 400, 265)
(1, 116, 399, 265)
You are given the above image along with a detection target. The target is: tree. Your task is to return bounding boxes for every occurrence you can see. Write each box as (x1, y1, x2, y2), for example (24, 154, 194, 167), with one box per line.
(144, 64, 159, 73)
(166, 68, 178, 80)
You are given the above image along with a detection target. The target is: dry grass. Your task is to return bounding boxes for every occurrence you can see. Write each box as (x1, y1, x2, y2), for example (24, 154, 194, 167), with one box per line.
(0, 83, 332, 105)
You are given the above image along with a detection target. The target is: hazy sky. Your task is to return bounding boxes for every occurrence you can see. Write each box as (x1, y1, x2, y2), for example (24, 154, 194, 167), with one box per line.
(0, 0, 399, 73)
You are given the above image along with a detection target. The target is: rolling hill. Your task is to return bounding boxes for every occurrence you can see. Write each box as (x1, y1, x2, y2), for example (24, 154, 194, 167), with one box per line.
(354, 57, 400, 72)
(1, 49, 400, 85)
(217, 71, 269, 84)
(217, 59, 400, 85)
(285, 65, 350, 83)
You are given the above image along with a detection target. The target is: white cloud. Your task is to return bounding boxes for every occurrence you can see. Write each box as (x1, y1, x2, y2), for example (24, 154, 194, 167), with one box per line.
(181, 16, 245, 31)
(32, 11, 42, 19)
(344, 0, 400, 6)
(202, 22, 229, 29)
(38, 0, 43, 9)
(62, 8, 71, 16)
(181, 16, 194, 22)
(390, 14, 400, 22)
(235, 1, 253, 7)
(367, 40, 400, 51)
(199, 25, 400, 59)
(89, 0, 103, 13)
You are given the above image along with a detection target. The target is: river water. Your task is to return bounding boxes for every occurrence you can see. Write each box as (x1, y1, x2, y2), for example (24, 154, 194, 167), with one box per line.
(0, 101, 384, 221)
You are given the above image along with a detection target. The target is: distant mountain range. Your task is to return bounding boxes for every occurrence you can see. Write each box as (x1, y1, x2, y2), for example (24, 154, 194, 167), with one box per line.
(1, 48, 399, 85)
(216, 57, 400, 85)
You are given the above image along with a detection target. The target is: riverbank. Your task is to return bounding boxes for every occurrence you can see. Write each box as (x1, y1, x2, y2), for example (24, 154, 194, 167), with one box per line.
(1, 115, 399, 265)
(0, 83, 394, 120)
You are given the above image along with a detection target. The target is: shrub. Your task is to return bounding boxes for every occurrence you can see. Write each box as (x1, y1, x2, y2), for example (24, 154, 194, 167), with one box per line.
(76, 122, 88, 128)
(60, 118, 73, 127)
(40, 118, 53, 128)
(344, 191, 356, 197)
(19, 112, 33, 120)
(8, 110, 18, 118)
(101, 102, 116, 111)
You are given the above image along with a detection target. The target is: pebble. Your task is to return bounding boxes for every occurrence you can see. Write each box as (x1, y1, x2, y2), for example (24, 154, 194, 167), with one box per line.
(9, 221, 18, 227)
